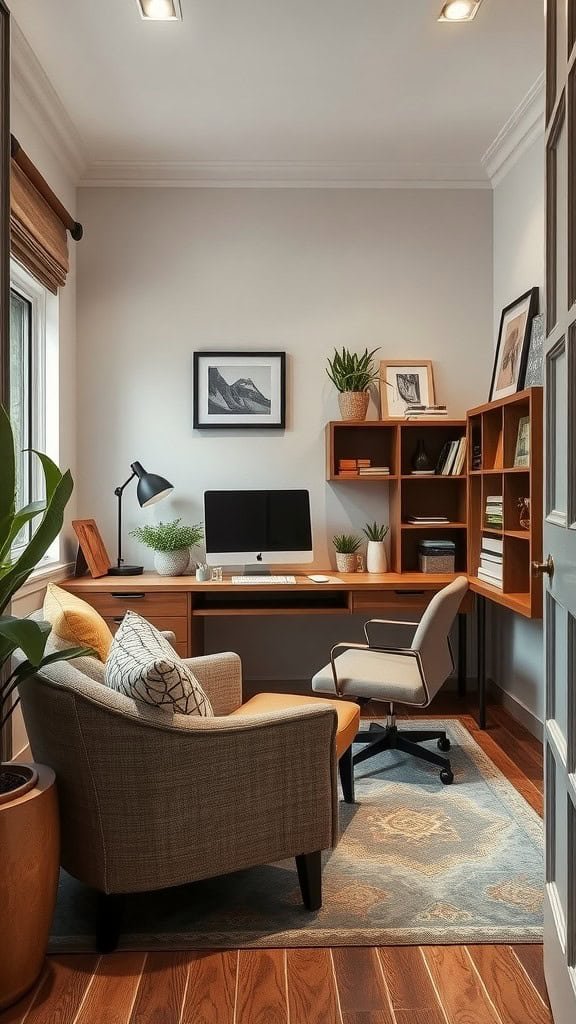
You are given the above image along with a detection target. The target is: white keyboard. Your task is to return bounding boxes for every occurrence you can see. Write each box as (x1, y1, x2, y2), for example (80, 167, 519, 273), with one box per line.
(232, 575, 297, 585)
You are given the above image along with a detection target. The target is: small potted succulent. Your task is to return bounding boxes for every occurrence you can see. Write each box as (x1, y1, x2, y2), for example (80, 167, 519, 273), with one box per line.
(130, 519, 204, 576)
(326, 347, 380, 421)
(332, 533, 362, 573)
(363, 521, 390, 573)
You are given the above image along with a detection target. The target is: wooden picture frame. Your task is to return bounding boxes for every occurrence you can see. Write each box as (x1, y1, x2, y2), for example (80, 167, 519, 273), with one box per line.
(513, 415, 530, 468)
(193, 351, 286, 429)
(72, 519, 111, 578)
(379, 360, 435, 418)
(489, 288, 539, 401)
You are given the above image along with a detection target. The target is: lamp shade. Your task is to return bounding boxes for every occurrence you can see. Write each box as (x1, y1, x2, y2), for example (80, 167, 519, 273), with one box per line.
(131, 461, 174, 508)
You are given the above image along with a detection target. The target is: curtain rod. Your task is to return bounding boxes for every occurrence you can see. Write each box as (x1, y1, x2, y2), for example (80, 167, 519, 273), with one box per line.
(10, 135, 83, 241)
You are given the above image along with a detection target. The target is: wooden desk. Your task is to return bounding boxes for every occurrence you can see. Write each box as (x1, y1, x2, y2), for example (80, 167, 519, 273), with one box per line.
(62, 570, 473, 699)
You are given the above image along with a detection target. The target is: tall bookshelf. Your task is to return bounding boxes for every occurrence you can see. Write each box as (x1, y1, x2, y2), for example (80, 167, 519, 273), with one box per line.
(466, 388, 543, 618)
(326, 419, 468, 574)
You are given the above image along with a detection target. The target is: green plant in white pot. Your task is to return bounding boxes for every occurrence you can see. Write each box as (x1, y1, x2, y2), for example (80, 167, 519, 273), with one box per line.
(363, 521, 389, 573)
(326, 347, 380, 421)
(130, 520, 203, 576)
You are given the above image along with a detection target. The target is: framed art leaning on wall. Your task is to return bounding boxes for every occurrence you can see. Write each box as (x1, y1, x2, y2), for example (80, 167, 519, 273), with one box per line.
(193, 351, 286, 429)
(489, 288, 538, 401)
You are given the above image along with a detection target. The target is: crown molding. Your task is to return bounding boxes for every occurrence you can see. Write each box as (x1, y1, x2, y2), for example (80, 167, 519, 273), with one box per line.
(79, 159, 490, 189)
(482, 74, 545, 186)
(10, 20, 86, 182)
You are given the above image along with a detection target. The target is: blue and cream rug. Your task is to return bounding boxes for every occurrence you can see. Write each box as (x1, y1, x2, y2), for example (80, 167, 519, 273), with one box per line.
(50, 719, 543, 949)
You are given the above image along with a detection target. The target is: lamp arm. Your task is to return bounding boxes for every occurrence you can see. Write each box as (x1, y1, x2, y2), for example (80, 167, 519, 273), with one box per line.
(114, 471, 136, 497)
(113, 471, 136, 568)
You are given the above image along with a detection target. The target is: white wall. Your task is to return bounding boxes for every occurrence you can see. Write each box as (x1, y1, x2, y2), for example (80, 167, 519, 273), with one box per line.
(492, 133, 545, 728)
(76, 186, 492, 678)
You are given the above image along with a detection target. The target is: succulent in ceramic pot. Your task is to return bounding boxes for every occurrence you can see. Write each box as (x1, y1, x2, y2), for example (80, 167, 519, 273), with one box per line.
(332, 533, 362, 573)
(326, 347, 380, 421)
(363, 521, 389, 573)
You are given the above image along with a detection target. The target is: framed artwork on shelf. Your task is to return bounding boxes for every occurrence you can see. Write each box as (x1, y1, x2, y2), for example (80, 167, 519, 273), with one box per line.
(72, 519, 111, 578)
(523, 313, 545, 387)
(193, 351, 286, 429)
(513, 415, 530, 468)
(379, 360, 435, 418)
(489, 288, 539, 401)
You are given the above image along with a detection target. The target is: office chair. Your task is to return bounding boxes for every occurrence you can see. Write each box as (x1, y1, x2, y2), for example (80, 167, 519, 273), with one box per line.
(311, 576, 469, 786)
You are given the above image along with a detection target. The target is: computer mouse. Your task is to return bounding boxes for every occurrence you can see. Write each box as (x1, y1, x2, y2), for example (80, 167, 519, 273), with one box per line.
(307, 574, 331, 584)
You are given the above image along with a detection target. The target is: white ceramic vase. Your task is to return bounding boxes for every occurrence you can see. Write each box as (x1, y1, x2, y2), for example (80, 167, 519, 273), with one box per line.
(366, 540, 388, 573)
(154, 548, 190, 577)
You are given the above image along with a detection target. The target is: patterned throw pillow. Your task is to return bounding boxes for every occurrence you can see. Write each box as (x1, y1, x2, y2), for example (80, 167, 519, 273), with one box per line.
(105, 611, 213, 716)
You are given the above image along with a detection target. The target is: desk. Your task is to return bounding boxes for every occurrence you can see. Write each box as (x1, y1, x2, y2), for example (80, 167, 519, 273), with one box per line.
(62, 571, 474, 706)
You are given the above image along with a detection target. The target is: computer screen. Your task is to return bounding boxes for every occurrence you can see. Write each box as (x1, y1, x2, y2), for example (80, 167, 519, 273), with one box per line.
(204, 489, 313, 565)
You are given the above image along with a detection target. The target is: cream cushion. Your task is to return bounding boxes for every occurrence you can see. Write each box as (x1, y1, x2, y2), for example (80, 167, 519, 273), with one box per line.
(43, 583, 113, 662)
(312, 649, 426, 705)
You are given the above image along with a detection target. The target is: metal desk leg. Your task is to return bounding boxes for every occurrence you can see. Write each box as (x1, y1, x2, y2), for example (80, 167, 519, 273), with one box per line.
(457, 612, 467, 698)
(476, 595, 486, 729)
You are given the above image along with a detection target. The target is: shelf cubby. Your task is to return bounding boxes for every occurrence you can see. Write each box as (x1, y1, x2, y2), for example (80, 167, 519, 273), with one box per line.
(326, 422, 397, 480)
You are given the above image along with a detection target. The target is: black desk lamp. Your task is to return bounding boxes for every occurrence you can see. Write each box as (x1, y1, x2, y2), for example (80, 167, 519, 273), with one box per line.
(109, 461, 174, 576)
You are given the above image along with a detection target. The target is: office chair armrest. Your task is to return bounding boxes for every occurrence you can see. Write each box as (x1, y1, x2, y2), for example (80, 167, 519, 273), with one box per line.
(363, 618, 420, 647)
(330, 640, 429, 702)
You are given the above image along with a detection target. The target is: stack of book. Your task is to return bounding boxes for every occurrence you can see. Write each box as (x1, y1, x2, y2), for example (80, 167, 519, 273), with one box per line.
(435, 437, 467, 476)
(471, 441, 482, 470)
(477, 536, 504, 589)
(406, 515, 450, 525)
(337, 458, 390, 478)
(485, 495, 503, 529)
(405, 405, 447, 418)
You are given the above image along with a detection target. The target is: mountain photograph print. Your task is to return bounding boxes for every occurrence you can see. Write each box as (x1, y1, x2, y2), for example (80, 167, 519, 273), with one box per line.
(193, 351, 286, 429)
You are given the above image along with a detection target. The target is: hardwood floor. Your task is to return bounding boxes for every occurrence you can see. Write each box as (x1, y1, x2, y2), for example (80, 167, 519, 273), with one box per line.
(1, 702, 551, 1024)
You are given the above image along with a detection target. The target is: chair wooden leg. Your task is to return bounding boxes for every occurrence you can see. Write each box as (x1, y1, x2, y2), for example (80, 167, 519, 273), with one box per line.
(295, 851, 322, 911)
(338, 745, 355, 804)
(95, 892, 125, 953)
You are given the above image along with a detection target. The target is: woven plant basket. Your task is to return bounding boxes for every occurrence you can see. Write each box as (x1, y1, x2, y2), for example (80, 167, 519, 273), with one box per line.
(338, 391, 369, 422)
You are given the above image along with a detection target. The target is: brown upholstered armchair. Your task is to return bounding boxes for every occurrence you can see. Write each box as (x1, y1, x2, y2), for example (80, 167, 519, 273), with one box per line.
(17, 625, 342, 952)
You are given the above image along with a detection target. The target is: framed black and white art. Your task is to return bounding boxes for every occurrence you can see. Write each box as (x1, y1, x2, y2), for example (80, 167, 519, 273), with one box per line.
(193, 351, 286, 429)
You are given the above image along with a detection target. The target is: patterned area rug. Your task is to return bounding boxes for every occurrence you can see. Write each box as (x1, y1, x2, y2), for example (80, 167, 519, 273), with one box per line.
(49, 719, 543, 949)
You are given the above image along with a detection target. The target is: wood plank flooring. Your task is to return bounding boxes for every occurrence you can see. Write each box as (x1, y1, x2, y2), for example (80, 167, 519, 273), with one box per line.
(1, 702, 551, 1024)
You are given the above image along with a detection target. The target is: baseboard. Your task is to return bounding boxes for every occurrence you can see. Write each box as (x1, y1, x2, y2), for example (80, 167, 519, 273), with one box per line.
(489, 679, 543, 740)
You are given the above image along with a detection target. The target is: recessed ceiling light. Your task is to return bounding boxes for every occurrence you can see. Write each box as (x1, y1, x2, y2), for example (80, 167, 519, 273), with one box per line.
(438, 0, 482, 22)
(137, 0, 182, 21)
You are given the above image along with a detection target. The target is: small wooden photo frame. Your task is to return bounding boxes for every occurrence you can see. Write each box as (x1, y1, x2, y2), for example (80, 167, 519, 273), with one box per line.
(72, 519, 111, 578)
(379, 360, 435, 418)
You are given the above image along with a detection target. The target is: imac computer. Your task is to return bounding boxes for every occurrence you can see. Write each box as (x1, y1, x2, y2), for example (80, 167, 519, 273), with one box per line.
(204, 489, 313, 573)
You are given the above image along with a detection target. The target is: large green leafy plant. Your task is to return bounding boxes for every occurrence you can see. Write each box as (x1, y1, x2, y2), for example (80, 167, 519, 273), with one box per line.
(0, 404, 89, 765)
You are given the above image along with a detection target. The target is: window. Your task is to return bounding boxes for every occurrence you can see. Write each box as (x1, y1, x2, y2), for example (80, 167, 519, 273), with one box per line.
(9, 259, 58, 565)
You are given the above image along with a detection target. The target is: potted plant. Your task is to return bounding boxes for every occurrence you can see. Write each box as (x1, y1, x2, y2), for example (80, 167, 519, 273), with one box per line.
(326, 347, 380, 421)
(0, 405, 89, 1009)
(130, 519, 204, 576)
(332, 533, 361, 573)
(363, 521, 390, 573)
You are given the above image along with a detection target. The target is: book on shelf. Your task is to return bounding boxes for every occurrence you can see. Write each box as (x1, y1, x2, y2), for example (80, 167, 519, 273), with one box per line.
(479, 558, 503, 579)
(438, 437, 466, 476)
(480, 549, 503, 566)
(471, 442, 482, 470)
(339, 459, 359, 470)
(406, 515, 450, 524)
(404, 405, 447, 417)
(482, 535, 504, 554)
(477, 568, 504, 589)
(358, 466, 390, 475)
(337, 471, 359, 478)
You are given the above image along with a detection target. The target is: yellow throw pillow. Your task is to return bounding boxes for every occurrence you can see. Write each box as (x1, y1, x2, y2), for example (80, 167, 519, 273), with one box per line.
(43, 583, 113, 663)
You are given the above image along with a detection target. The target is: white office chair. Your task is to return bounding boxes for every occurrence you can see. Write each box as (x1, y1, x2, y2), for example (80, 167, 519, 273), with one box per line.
(311, 576, 469, 787)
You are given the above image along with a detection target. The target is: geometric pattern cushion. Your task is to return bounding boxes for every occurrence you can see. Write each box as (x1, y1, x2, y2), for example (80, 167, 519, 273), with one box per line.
(105, 611, 213, 717)
(43, 582, 114, 663)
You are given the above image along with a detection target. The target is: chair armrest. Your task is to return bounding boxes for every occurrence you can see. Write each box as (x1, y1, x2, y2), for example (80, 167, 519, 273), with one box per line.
(363, 618, 420, 647)
(329, 640, 426, 698)
(182, 652, 242, 714)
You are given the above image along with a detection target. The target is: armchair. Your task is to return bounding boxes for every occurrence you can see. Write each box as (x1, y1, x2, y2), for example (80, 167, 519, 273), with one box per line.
(17, 635, 344, 952)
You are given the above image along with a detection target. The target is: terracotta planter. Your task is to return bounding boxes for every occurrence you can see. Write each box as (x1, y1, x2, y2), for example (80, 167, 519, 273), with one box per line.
(366, 540, 388, 573)
(0, 764, 59, 1010)
(335, 552, 358, 573)
(338, 391, 369, 422)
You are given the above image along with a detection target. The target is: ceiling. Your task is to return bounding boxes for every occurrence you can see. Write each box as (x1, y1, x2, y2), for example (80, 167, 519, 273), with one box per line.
(9, 0, 544, 185)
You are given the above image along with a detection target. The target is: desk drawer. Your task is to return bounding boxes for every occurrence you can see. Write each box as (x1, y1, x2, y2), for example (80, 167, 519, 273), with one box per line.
(352, 590, 434, 613)
(105, 616, 188, 644)
(85, 592, 188, 619)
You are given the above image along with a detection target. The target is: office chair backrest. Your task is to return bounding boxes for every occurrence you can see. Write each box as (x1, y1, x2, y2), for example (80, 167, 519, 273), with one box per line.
(411, 576, 469, 699)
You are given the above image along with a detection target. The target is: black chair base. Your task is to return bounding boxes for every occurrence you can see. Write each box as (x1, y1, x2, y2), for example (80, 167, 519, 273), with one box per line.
(353, 722, 454, 785)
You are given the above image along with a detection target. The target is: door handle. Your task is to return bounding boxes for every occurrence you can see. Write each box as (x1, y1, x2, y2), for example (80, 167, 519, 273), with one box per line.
(532, 555, 554, 579)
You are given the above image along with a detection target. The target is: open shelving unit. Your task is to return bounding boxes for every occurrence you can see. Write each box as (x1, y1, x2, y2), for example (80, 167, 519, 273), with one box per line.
(326, 419, 468, 573)
(466, 388, 543, 618)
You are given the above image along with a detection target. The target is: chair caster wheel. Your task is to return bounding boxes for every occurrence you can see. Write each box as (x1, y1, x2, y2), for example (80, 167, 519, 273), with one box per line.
(440, 768, 454, 785)
(437, 737, 451, 752)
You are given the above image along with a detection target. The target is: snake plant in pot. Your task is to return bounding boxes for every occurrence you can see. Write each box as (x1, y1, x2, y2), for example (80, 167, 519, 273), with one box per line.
(0, 403, 90, 1009)
(326, 347, 380, 421)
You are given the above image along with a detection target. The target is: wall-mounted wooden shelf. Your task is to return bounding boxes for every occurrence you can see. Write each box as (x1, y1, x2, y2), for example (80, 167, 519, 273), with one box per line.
(466, 388, 543, 619)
